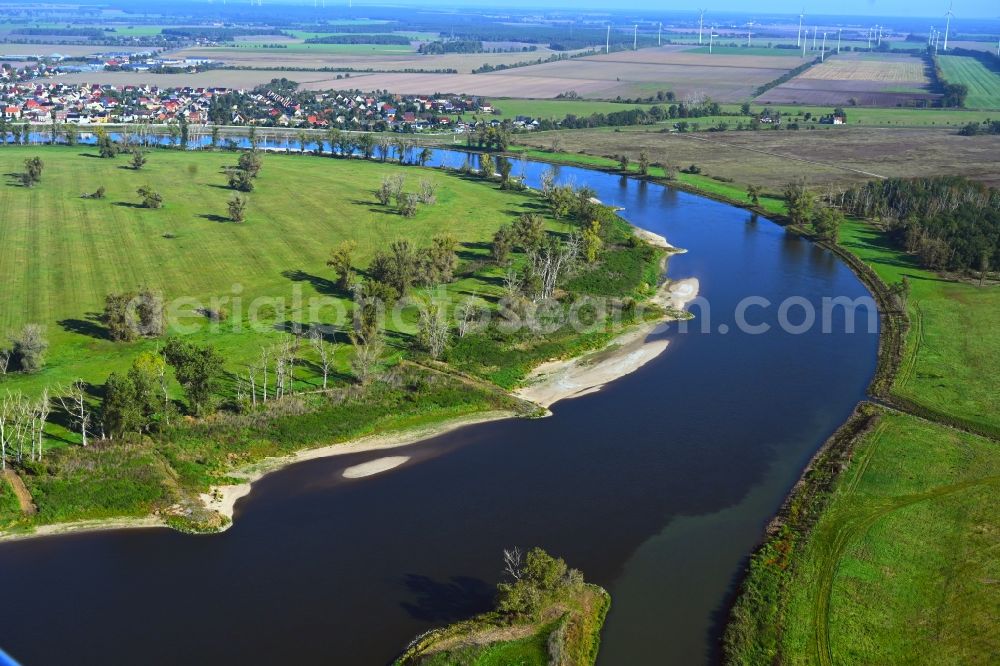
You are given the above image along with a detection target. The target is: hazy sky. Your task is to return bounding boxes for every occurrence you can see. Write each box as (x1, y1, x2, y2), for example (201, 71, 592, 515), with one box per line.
(461, 1, 998, 19)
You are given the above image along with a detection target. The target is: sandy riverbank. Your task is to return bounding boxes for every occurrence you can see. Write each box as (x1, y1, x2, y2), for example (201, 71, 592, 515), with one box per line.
(630, 224, 686, 253)
(515, 277, 699, 408)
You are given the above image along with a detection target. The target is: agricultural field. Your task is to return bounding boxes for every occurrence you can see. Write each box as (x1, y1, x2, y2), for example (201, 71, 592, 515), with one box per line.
(0, 146, 568, 399)
(515, 125, 1000, 188)
(301, 46, 810, 101)
(755, 52, 937, 106)
(172, 44, 581, 75)
(684, 46, 808, 57)
(937, 55, 1000, 109)
(0, 43, 150, 57)
(53, 69, 348, 89)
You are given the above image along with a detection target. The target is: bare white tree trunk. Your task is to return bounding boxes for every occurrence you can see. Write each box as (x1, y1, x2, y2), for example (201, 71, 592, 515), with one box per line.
(247, 365, 258, 409)
(32, 389, 50, 462)
(260, 347, 270, 404)
(309, 329, 334, 390)
(56, 380, 90, 448)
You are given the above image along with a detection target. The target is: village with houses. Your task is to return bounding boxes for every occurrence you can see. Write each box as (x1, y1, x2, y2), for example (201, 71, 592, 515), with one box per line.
(0, 69, 507, 133)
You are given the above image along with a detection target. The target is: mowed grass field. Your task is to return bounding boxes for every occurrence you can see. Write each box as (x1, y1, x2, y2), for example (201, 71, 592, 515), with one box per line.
(492, 98, 662, 119)
(777, 410, 999, 664)
(937, 55, 1000, 109)
(0, 146, 554, 399)
(839, 220, 1000, 436)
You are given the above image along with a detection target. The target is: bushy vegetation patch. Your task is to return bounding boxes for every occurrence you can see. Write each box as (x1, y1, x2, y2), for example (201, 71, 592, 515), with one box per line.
(395, 547, 609, 666)
(162, 365, 516, 490)
(23, 444, 178, 525)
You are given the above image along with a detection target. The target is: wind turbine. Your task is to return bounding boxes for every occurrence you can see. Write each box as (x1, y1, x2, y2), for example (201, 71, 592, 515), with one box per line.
(867, 26, 873, 50)
(747, 20, 754, 47)
(813, 26, 817, 50)
(821, 32, 827, 61)
(658, 22, 662, 47)
(837, 28, 842, 53)
(943, 1, 953, 51)
(797, 10, 804, 48)
(709, 26, 719, 53)
(633, 24, 638, 51)
(606, 24, 610, 54)
(699, 10, 706, 45)
(928, 26, 934, 46)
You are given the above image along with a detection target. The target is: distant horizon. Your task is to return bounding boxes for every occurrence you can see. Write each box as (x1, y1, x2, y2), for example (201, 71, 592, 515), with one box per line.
(180, 0, 999, 21)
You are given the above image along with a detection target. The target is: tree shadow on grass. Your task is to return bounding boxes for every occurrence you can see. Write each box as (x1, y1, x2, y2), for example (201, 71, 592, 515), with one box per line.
(199, 213, 231, 223)
(3, 172, 27, 187)
(282, 269, 351, 298)
(399, 574, 494, 623)
(58, 313, 108, 340)
(112, 201, 145, 209)
(458, 240, 492, 263)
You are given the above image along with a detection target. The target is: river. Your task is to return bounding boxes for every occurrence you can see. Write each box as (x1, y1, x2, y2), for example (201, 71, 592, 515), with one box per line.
(0, 145, 878, 665)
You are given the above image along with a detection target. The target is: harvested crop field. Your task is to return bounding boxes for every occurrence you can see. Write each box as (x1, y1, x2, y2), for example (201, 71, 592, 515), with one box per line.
(755, 53, 937, 106)
(802, 54, 928, 82)
(0, 43, 149, 57)
(298, 46, 810, 101)
(516, 126, 1000, 188)
(172, 45, 581, 74)
(53, 69, 345, 89)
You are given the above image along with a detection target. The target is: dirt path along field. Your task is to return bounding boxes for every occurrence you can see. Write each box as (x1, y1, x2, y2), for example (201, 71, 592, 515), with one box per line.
(2, 470, 36, 515)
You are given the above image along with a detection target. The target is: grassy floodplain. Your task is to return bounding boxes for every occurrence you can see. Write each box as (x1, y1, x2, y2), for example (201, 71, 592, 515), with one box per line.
(0, 144, 666, 534)
(0, 146, 556, 398)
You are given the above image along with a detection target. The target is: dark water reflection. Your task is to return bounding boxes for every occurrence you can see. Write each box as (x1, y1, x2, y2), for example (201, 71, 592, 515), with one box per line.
(0, 150, 877, 665)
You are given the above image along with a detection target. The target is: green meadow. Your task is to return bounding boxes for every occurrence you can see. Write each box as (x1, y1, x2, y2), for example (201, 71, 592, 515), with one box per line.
(0, 146, 567, 404)
(937, 55, 1000, 109)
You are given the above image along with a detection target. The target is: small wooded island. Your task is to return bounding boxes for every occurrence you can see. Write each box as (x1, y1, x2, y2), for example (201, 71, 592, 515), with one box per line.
(394, 547, 609, 665)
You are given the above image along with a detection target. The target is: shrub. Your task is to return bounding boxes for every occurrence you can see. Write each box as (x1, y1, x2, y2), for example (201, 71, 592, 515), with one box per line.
(11, 324, 48, 373)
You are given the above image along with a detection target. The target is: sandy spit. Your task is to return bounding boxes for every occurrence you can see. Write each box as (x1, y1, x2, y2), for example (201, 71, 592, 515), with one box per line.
(515, 277, 699, 409)
(342, 456, 410, 479)
(629, 224, 686, 253)
(200, 410, 516, 523)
